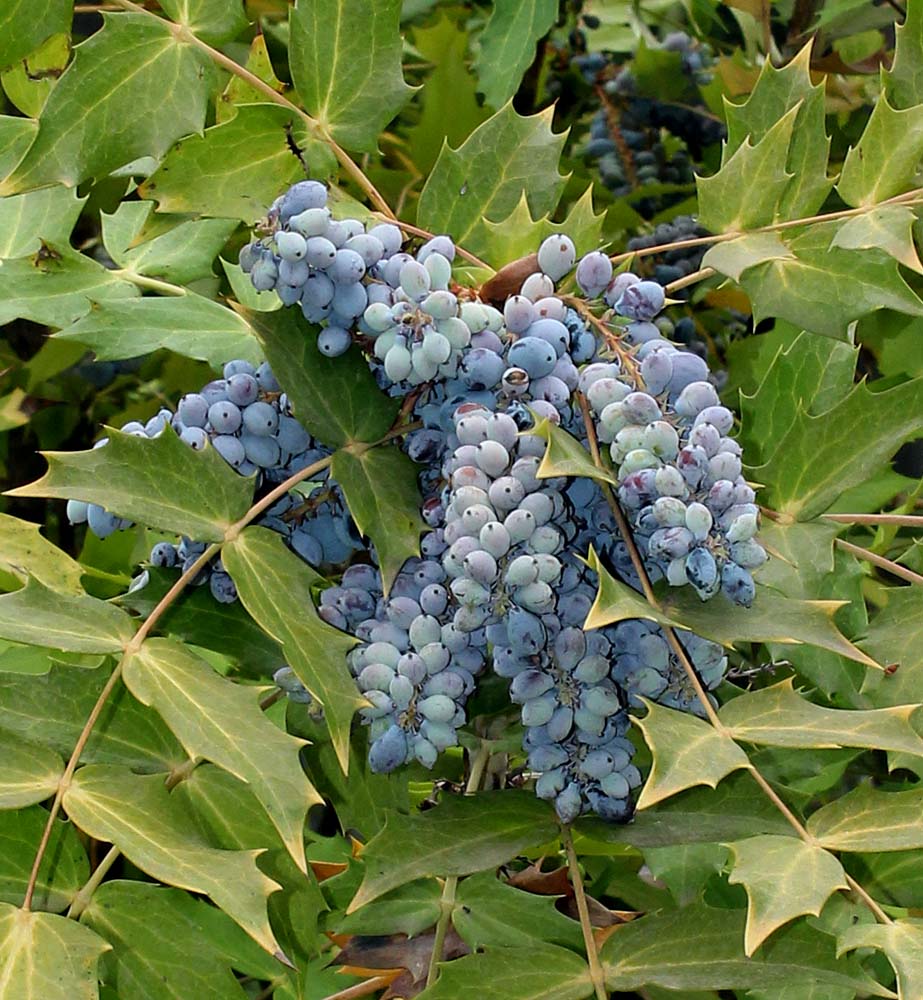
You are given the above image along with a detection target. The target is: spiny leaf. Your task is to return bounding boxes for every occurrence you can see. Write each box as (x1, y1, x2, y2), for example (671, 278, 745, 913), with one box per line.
(216, 35, 285, 123)
(807, 784, 923, 852)
(140, 105, 310, 223)
(0, 579, 134, 654)
(474, 0, 558, 109)
(0, 0, 72, 70)
(0, 243, 137, 329)
(634, 700, 750, 809)
(0, 513, 84, 594)
(222, 527, 363, 774)
(719, 679, 923, 756)
(703, 232, 795, 283)
(726, 836, 848, 955)
(418, 103, 567, 263)
(9, 425, 254, 541)
(859, 588, 923, 708)
(838, 919, 923, 1000)
(289, 0, 415, 153)
(0, 116, 37, 179)
(124, 637, 319, 872)
(237, 303, 399, 447)
(0, 807, 89, 912)
(1, 13, 211, 194)
(642, 843, 728, 906)
(337, 878, 442, 939)
(415, 945, 593, 1000)
(533, 420, 618, 485)
(0, 731, 63, 809)
(56, 295, 264, 369)
(884, 0, 923, 109)
(158, 0, 248, 44)
(0, 903, 109, 1000)
(0, 186, 86, 260)
(837, 94, 923, 207)
(350, 790, 558, 911)
(829, 204, 923, 274)
(332, 446, 425, 597)
(63, 764, 282, 953)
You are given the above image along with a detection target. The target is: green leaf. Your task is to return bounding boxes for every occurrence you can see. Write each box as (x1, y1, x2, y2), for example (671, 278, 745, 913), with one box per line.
(829, 204, 923, 274)
(533, 419, 618, 485)
(718, 679, 923, 756)
(602, 905, 887, 995)
(0, 663, 186, 772)
(222, 527, 363, 773)
(723, 44, 831, 218)
(350, 790, 558, 910)
(0, 186, 86, 260)
(885, 0, 923, 108)
(735, 221, 923, 341)
(124, 637, 320, 871)
(584, 551, 879, 669)
(838, 95, 923, 207)
(839, 919, 923, 1000)
(216, 35, 285, 124)
(1, 13, 211, 194)
(0, 731, 62, 809)
(158, 0, 248, 44)
(63, 764, 282, 953)
(337, 878, 441, 938)
(0, 243, 137, 329)
(0, 903, 109, 1000)
(634, 700, 750, 809)
(289, 0, 415, 152)
(140, 105, 309, 222)
(237, 304, 398, 447)
(2, 33, 70, 119)
(0, 806, 89, 912)
(0, 0, 72, 70)
(807, 785, 923, 852)
(0, 579, 134, 653)
(82, 880, 273, 1000)
(56, 294, 264, 369)
(332, 446, 424, 596)
(642, 843, 729, 906)
(697, 107, 797, 233)
(453, 871, 585, 951)
(703, 232, 795, 283)
(474, 0, 557, 108)
(860, 588, 923, 708)
(417, 104, 567, 263)
(0, 513, 84, 594)
(726, 836, 848, 955)
(0, 116, 38, 179)
(416, 945, 593, 1000)
(10, 425, 254, 541)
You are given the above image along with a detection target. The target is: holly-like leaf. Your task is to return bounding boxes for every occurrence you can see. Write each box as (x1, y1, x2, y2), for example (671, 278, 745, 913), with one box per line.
(838, 95, 923, 207)
(0, 243, 137, 329)
(722, 43, 831, 218)
(10, 425, 254, 541)
(702, 232, 795, 283)
(584, 551, 879, 669)
(601, 904, 887, 995)
(0, 663, 186, 773)
(82, 880, 278, 1000)
(0, 731, 62, 809)
(56, 294, 264, 369)
(124, 637, 319, 872)
(453, 871, 585, 951)
(0, 579, 134, 654)
(140, 105, 308, 222)
(0, 186, 86, 260)
(337, 878, 442, 939)
(719, 679, 923, 756)
(417, 104, 567, 263)
(0, 903, 109, 1000)
(350, 790, 558, 911)
(829, 204, 923, 274)
(474, 0, 557, 109)
(860, 588, 923, 708)
(289, 0, 415, 153)
(642, 843, 728, 906)
(1, 31, 69, 120)
(533, 420, 618, 485)
(0, 0, 72, 70)
(697, 107, 796, 233)
(0, 116, 38, 179)
(838, 920, 923, 1000)
(216, 35, 285, 123)
(634, 700, 750, 809)
(237, 304, 398, 447)
(1, 13, 211, 194)
(726, 836, 848, 955)
(63, 764, 282, 953)
(807, 785, 923, 852)
(885, 0, 923, 109)
(415, 945, 593, 1000)
(158, 0, 248, 44)
(0, 513, 84, 594)
(332, 446, 424, 597)
(222, 527, 363, 774)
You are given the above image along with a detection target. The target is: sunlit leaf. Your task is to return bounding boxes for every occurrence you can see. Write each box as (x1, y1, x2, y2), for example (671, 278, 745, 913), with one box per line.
(0, 513, 84, 594)
(808, 785, 923, 852)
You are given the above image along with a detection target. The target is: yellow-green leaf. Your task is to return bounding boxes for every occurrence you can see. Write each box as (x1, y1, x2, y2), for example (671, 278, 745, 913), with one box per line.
(0, 731, 62, 809)
(807, 785, 923, 852)
(0, 513, 84, 594)
(533, 420, 618, 485)
(839, 920, 923, 1000)
(829, 205, 923, 274)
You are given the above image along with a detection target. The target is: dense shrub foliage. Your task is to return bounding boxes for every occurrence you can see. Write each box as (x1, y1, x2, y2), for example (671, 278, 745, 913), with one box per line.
(2, 1, 923, 999)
